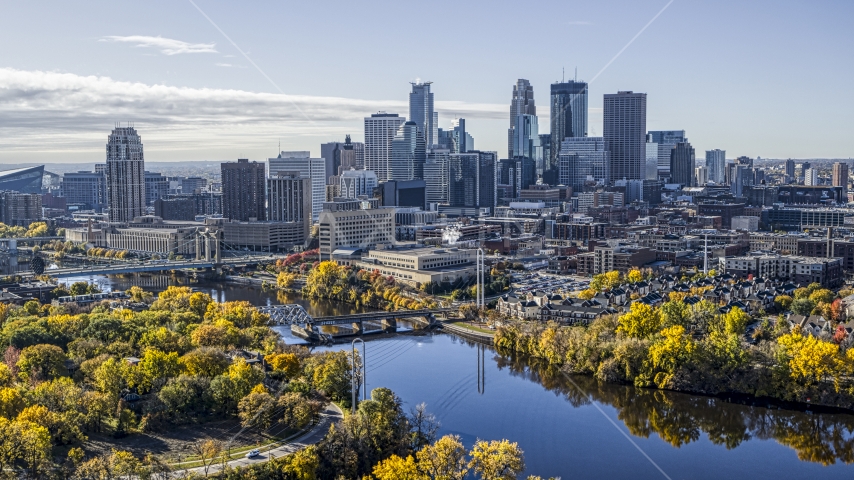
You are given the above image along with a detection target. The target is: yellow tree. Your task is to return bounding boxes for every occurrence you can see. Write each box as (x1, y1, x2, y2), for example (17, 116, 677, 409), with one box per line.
(266, 352, 301, 379)
(777, 331, 843, 387)
(646, 325, 696, 388)
(626, 268, 643, 284)
(617, 302, 663, 340)
(468, 439, 525, 480)
(281, 445, 320, 480)
(372, 454, 426, 480)
(417, 434, 469, 480)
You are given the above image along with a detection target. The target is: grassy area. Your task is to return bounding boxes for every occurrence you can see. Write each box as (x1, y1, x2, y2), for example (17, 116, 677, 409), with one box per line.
(168, 426, 303, 468)
(450, 321, 494, 334)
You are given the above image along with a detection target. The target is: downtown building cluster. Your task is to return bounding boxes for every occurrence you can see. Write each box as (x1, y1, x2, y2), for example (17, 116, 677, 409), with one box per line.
(19, 76, 851, 293)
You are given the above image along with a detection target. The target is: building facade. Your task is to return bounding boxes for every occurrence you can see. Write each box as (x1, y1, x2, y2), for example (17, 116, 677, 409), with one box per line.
(409, 82, 436, 147)
(364, 113, 406, 182)
(604, 92, 647, 182)
(390, 121, 426, 181)
(106, 127, 146, 222)
(549, 80, 588, 180)
(268, 152, 326, 222)
(221, 159, 266, 222)
(669, 142, 696, 186)
(706, 149, 726, 184)
(318, 199, 395, 258)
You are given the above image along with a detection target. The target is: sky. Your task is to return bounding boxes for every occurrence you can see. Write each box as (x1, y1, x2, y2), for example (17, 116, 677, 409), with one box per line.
(0, 0, 852, 165)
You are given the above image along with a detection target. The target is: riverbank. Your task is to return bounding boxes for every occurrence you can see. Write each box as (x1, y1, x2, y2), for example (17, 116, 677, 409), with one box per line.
(440, 321, 494, 344)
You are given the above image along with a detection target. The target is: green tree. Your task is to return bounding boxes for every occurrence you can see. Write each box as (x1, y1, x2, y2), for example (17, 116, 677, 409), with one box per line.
(137, 349, 181, 392)
(17, 344, 67, 382)
(791, 298, 816, 316)
(237, 391, 275, 429)
(180, 347, 230, 377)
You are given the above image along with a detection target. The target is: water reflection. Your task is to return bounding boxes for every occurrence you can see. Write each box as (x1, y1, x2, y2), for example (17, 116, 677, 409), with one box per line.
(493, 348, 854, 466)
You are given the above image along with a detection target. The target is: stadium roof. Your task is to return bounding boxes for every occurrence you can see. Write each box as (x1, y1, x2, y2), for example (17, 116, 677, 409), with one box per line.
(0, 165, 44, 194)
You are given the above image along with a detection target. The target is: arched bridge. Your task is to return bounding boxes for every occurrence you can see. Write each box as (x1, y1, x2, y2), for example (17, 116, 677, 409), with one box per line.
(259, 304, 451, 338)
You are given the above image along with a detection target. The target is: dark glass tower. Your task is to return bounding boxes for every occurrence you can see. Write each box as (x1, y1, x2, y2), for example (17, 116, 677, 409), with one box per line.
(548, 81, 588, 184)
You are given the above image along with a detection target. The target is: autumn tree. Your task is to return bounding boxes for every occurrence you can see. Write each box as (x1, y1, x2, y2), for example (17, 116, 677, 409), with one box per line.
(468, 439, 525, 480)
(191, 439, 222, 477)
(17, 343, 67, 382)
(416, 434, 469, 480)
(372, 454, 425, 480)
(617, 302, 663, 340)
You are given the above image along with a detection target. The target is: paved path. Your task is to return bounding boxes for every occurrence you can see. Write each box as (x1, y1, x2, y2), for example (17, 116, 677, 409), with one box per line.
(172, 403, 342, 477)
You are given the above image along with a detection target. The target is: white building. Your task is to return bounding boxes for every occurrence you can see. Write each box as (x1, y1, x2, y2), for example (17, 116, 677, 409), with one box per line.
(339, 169, 378, 199)
(695, 166, 709, 185)
(318, 198, 395, 259)
(268, 152, 326, 222)
(731, 216, 759, 231)
(364, 112, 406, 182)
(705, 149, 726, 184)
(805, 167, 818, 186)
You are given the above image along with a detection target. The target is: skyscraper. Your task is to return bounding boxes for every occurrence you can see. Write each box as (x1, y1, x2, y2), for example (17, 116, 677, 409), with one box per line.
(452, 118, 473, 153)
(558, 137, 610, 192)
(424, 151, 449, 205)
(706, 149, 726, 184)
(448, 151, 496, 211)
(409, 82, 436, 147)
(669, 142, 696, 187)
(804, 167, 818, 186)
(339, 169, 378, 199)
(106, 126, 146, 222)
(785, 159, 796, 181)
(508, 79, 536, 158)
(267, 172, 312, 231)
(511, 115, 542, 167)
(390, 121, 426, 181)
(832, 162, 848, 198)
(221, 159, 265, 221)
(364, 112, 406, 182)
(648, 130, 687, 179)
(320, 135, 365, 183)
(549, 80, 588, 178)
(268, 152, 326, 222)
(498, 157, 536, 198)
(604, 91, 647, 182)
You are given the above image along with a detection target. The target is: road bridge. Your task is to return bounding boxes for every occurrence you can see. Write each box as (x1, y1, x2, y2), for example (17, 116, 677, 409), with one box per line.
(31, 260, 216, 278)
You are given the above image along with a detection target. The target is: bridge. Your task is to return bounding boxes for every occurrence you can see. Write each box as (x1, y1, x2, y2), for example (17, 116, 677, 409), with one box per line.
(32, 260, 216, 278)
(259, 304, 451, 340)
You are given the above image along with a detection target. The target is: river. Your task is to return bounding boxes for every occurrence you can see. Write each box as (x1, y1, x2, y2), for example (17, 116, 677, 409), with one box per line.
(73, 273, 854, 478)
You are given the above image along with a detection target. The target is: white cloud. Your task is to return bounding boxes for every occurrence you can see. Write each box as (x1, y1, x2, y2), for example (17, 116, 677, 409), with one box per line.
(0, 68, 505, 161)
(100, 35, 217, 55)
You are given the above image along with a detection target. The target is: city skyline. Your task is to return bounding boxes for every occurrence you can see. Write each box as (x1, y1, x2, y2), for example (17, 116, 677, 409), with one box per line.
(0, 0, 852, 164)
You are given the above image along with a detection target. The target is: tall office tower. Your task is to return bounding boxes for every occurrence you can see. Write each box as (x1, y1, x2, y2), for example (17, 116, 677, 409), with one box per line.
(511, 115, 543, 171)
(558, 137, 610, 192)
(785, 159, 796, 181)
(539, 134, 551, 167)
(221, 159, 265, 221)
(424, 151, 450, 204)
(364, 112, 406, 181)
(267, 172, 312, 233)
(804, 168, 818, 186)
(339, 169, 378, 198)
(729, 164, 748, 196)
(647, 130, 687, 179)
(448, 151, 496, 210)
(546, 81, 588, 185)
(832, 162, 848, 197)
(705, 149, 726, 184)
(452, 118, 473, 153)
(508, 79, 536, 158)
(669, 142, 696, 187)
(106, 126, 146, 222)
(389, 121, 427, 181)
(604, 91, 647, 182)
(409, 82, 436, 147)
(321, 135, 365, 183)
(268, 152, 327, 222)
(695, 166, 709, 185)
(736, 155, 754, 168)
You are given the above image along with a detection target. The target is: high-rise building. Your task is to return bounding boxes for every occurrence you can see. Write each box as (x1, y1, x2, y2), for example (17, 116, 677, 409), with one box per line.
(832, 162, 848, 198)
(645, 143, 659, 180)
(669, 142, 696, 187)
(409, 82, 436, 147)
(365, 113, 406, 181)
(452, 118, 472, 153)
(785, 159, 796, 181)
(706, 149, 726, 184)
(424, 151, 449, 205)
(221, 159, 266, 221)
(375, 180, 427, 210)
(318, 198, 395, 258)
(268, 152, 327, 222)
(695, 166, 709, 186)
(647, 130, 687, 179)
(511, 115, 542, 171)
(106, 126, 146, 222)
(804, 168, 818, 186)
(340, 169, 378, 199)
(62, 170, 106, 212)
(604, 92, 647, 182)
(558, 137, 610, 192)
(498, 157, 537, 198)
(181, 177, 207, 194)
(508, 79, 536, 158)
(448, 151, 497, 211)
(321, 136, 365, 183)
(390, 122, 427, 181)
(267, 172, 312, 241)
(0, 192, 42, 226)
(549, 81, 588, 170)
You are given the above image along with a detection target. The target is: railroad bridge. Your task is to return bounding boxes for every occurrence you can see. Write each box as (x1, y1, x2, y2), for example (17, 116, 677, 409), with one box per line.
(259, 305, 450, 336)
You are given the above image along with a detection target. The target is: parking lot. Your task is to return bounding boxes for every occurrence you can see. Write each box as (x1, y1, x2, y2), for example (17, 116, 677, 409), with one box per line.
(510, 272, 590, 296)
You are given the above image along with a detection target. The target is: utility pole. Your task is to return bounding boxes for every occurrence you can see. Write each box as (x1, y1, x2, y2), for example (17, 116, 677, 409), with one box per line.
(351, 338, 366, 413)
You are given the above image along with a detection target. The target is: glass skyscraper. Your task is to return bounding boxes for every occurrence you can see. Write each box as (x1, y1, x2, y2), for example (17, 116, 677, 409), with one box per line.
(390, 121, 426, 181)
(409, 82, 436, 147)
(604, 91, 646, 182)
(549, 81, 588, 181)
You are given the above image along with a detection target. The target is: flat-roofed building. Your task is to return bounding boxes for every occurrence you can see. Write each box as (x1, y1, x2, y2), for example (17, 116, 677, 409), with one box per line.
(352, 246, 477, 286)
(318, 198, 395, 258)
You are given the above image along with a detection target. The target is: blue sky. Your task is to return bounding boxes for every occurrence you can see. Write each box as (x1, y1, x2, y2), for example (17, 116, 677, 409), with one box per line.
(0, 0, 851, 164)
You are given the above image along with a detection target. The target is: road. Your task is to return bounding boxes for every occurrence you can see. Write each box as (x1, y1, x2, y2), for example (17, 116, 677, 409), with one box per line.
(172, 403, 342, 477)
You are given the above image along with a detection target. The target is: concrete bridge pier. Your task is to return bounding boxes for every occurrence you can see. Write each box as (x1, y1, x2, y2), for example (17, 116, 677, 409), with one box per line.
(351, 322, 363, 335)
(382, 318, 397, 332)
